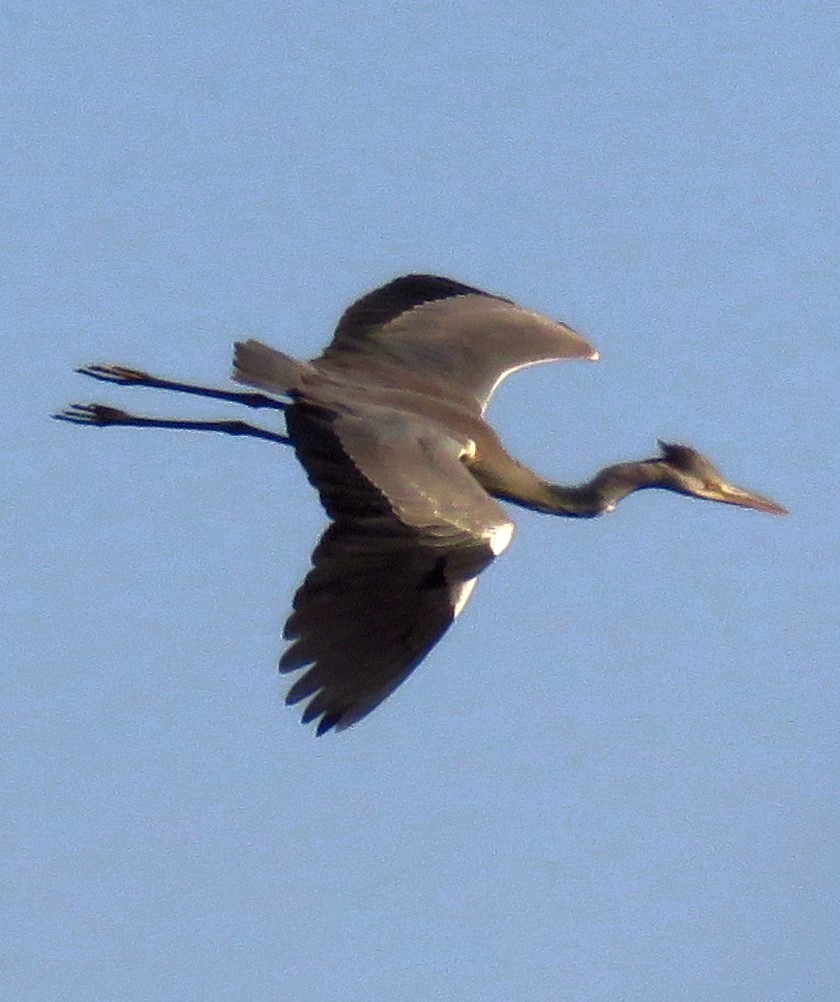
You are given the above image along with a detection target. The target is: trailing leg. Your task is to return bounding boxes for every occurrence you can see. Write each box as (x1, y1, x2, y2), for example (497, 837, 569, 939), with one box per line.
(53, 403, 291, 446)
(76, 364, 289, 411)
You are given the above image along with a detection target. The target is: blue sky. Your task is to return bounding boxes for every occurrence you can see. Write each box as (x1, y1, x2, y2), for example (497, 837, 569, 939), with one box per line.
(5, 3, 839, 999)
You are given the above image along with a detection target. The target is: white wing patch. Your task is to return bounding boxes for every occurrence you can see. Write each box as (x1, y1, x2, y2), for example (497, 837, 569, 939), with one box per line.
(483, 520, 515, 556)
(452, 578, 478, 618)
(459, 438, 477, 461)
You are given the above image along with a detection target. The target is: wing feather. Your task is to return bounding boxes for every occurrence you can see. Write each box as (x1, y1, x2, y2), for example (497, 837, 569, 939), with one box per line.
(280, 402, 515, 733)
(316, 274, 597, 412)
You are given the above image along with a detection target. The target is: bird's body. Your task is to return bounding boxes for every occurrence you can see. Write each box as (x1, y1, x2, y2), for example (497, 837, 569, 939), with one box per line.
(57, 275, 786, 733)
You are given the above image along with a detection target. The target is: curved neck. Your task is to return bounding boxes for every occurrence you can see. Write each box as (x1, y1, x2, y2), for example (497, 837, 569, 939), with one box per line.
(545, 461, 670, 517)
(500, 460, 671, 518)
(471, 445, 672, 518)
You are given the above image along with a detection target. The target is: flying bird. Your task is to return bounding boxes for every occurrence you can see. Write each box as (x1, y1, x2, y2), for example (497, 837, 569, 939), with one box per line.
(56, 275, 786, 733)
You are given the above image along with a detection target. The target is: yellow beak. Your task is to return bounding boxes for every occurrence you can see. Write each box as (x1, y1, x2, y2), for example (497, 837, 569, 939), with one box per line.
(698, 480, 788, 515)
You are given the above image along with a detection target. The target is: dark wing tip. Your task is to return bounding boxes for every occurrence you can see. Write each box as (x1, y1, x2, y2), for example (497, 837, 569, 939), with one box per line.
(388, 273, 507, 301)
(315, 713, 343, 736)
(332, 274, 508, 346)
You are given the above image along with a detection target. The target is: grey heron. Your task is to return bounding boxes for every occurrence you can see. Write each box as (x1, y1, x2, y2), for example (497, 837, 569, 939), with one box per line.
(56, 275, 786, 734)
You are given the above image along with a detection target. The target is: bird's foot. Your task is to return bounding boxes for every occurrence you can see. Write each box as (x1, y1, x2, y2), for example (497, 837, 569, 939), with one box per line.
(53, 403, 131, 426)
(76, 364, 150, 385)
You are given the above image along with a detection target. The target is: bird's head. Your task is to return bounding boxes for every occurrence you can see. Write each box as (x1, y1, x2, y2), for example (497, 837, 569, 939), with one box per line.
(652, 440, 787, 515)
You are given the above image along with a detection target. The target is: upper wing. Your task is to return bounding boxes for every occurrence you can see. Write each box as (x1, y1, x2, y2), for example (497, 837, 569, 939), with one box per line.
(280, 402, 515, 734)
(315, 274, 598, 413)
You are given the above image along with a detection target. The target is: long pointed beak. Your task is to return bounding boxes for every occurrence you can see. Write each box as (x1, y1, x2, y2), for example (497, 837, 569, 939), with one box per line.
(700, 481, 788, 515)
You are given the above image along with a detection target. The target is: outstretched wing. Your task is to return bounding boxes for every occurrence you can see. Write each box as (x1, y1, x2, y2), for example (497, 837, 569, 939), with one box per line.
(315, 274, 598, 413)
(280, 402, 515, 734)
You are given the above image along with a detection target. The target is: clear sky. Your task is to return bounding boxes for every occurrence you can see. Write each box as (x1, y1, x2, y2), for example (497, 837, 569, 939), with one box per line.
(5, 3, 839, 999)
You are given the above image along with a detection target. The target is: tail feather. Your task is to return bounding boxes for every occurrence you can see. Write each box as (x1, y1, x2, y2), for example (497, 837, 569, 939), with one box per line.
(232, 339, 307, 394)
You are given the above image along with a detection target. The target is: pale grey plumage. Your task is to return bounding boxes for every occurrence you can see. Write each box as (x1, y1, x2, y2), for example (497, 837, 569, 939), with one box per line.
(55, 274, 785, 735)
